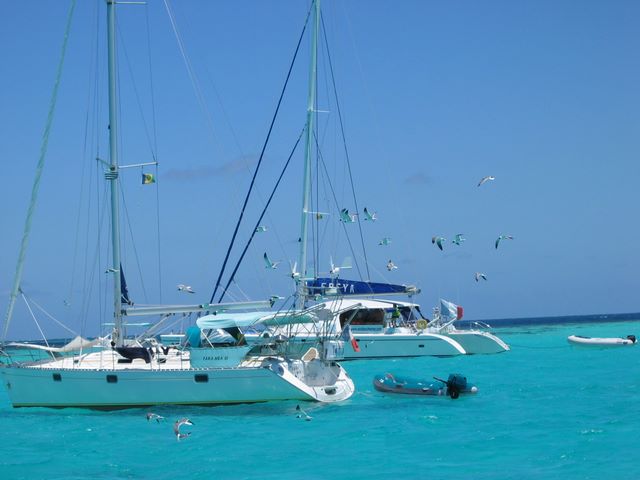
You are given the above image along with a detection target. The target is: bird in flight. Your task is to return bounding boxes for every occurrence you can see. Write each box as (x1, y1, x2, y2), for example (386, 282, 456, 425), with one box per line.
(177, 284, 195, 294)
(263, 252, 281, 269)
(387, 260, 398, 271)
(173, 418, 194, 441)
(339, 208, 357, 223)
(452, 234, 465, 246)
(363, 207, 377, 221)
(478, 175, 495, 187)
(255, 225, 268, 233)
(146, 412, 165, 423)
(475, 272, 487, 282)
(432, 236, 446, 251)
(296, 404, 312, 421)
(495, 235, 514, 249)
(378, 237, 392, 246)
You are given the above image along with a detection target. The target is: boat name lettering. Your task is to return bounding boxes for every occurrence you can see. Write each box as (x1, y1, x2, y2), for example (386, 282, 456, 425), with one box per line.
(202, 356, 229, 361)
(320, 282, 356, 294)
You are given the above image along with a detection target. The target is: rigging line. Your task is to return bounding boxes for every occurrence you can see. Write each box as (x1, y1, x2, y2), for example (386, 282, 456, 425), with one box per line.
(69, 0, 100, 310)
(21, 293, 53, 357)
(2, 0, 78, 343)
(313, 131, 364, 280)
(210, 2, 315, 303)
(218, 127, 306, 303)
(321, 13, 370, 281)
(154, 163, 163, 303)
(116, 21, 158, 160)
(119, 181, 149, 303)
(163, 0, 221, 152)
(26, 294, 78, 337)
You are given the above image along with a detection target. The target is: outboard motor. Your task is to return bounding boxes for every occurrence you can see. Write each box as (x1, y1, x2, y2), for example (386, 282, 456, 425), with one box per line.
(627, 335, 636, 344)
(445, 373, 468, 399)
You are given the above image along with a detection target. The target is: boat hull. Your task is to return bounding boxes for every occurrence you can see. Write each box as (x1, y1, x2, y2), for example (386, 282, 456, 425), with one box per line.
(442, 330, 510, 354)
(0, 359, 354, 409)
(567, 335, 636, 347)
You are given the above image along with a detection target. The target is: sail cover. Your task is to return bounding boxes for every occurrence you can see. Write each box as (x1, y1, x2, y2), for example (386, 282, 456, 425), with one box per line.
(306, 278, 420, 297)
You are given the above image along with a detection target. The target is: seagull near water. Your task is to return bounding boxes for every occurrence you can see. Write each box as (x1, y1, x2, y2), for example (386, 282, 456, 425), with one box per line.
(495, 235, 514, 249)
(475, 272, 487, 282)
(296, 405, 312, 421)
(432, 236, 446, 251)
(173, 418, 194, 441)
(263, 252, 280, 269)
(477, 175, 495, 187)
(386, 260, 398, 271)
(146, 412, 165, 423)
(452, 234, 465, 246)
(177, 284, 195, 294)
(363, 207, 377, 221)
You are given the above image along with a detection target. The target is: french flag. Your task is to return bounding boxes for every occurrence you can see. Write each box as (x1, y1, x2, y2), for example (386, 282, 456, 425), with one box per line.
(345, 325, 360, 352)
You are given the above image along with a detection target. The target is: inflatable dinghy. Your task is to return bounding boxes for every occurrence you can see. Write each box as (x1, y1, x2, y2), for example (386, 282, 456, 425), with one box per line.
(373, 373, 477, 399)
(567, 334, 636, 346)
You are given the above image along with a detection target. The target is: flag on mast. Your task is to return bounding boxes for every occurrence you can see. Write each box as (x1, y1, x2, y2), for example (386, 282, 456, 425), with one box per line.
(142, 173, 155, 185)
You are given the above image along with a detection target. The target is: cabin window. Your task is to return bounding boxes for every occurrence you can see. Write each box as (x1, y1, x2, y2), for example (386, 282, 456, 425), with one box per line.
(106, 375, 118, 383)
(52, 373, 62, 382)
(194, 374, 209, 383)
(339, 308, 384, 327)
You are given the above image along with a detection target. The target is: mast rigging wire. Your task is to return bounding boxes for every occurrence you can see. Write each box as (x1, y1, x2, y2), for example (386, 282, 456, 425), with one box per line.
(210, 2, 315, 303)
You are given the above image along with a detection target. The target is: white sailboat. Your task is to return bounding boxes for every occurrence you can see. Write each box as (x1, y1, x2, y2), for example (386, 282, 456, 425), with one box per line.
(0, 0, 354, 409)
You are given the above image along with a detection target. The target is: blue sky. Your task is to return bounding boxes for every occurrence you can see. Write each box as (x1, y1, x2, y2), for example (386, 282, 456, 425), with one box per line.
(1, 0, 639, 340)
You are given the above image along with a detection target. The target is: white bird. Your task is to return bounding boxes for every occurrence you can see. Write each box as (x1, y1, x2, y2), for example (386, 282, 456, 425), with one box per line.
(475, 272, 487, 282)
(105, 267, 119, 274)
(329, 256, 352, 277)
(263, 252, 280, 269)
(432, 236, 446, 251)
(146, 412, 165, 423)
(495, 235, 514, 249)
(173, 418, 194, 441)
(177, 284, 195, 294)
(255, 225, 268, 233)
(363, 207, 377, 221)
(289, 261, 300, 279)
(378, 237, 392, 246)
(339, 208, 357, 223)
(386, 260, 398, 271)
(296, 404, 312, 421)
(452, 234, 465, 246)
(478, 175, 495, 187)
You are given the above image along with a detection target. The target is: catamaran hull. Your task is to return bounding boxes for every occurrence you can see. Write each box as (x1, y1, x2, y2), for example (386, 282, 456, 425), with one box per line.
(0, 362, 354, 409)
(441, 331, 510, 354)
(342, 333, 466, 359)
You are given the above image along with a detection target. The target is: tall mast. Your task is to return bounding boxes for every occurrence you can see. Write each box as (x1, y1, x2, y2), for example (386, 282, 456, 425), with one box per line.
(296, 0, 320, 309)
(106, 0, 124, 346)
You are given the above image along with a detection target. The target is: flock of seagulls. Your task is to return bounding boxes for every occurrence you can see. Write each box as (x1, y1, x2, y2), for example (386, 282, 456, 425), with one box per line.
(258, 176, 505, 276)
(147, 406, 311, 441)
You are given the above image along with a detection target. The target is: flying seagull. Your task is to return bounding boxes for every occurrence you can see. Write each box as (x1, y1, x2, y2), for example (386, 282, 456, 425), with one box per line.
(477, 175, 495, 187)
(495, 235, 514, 249)
(339, 208, 357, 223)
(475, 272, 487, 282)
(177, 284, 195, 294)
(363, 207, 377, 221)
(432, 236, 446, 251)
(173, 418, 194, 441)
(146, 412, 165, 423)
(296, 404, 312, 421)
(255, 225, 268, 233)
(378, 237, 392, 246)
(105, 267, 119, 274)
(452, 234, 465, 246)
(387, 260, 398, 271)
(263, 252, 280, 269)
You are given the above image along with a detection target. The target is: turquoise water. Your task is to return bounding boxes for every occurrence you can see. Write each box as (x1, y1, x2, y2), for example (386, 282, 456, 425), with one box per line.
(1, 319, 639, 480)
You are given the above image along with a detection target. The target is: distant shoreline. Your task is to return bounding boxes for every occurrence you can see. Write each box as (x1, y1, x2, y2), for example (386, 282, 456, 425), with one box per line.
(457, 312, 640, 328)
